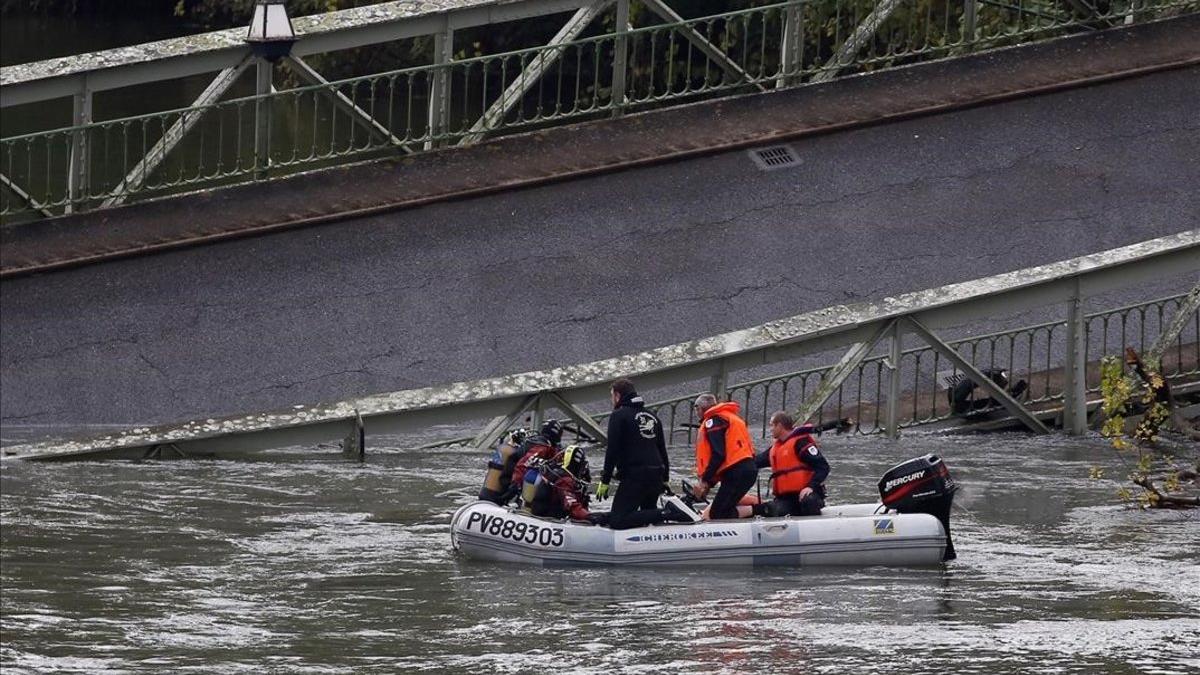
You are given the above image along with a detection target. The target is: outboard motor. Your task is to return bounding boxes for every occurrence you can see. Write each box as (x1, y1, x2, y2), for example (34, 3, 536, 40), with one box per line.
(878, 454, 957, 561)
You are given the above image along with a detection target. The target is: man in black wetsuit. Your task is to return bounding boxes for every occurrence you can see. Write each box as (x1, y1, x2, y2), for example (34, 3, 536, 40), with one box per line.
(596, 378, 697, 529)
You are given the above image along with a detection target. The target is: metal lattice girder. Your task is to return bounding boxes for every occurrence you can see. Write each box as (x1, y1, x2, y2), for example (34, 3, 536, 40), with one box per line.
(283, 55, 408, 150)
(811, 0, 904, 84)
(0, 172, 55, 219)
(793, 319, 897, 425)
(906, 316, 1051, 434)
(102, 56, 253, 208)
(459, 0, 612, 146)
(1148, 282, 1200, 366)
(546, 391, 609, 444)
(470, 394, 540, 449)
(640, 0, 767, 93)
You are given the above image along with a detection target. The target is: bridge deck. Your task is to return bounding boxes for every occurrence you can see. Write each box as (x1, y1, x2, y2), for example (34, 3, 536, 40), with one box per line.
(2, 16, 1197, 278)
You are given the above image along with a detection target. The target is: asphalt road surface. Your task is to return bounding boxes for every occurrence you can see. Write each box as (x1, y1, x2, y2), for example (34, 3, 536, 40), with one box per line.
(2, 66, 1198, 435)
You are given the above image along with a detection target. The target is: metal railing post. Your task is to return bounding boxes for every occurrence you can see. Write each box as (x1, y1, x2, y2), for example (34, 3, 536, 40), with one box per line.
(711, 360, 729, 400)
(254, 58, 273, 178)
(532, 392, 545, 428)
(426, 25, 453, 150)
(963, 0, 978, 46)
(611, 0, 630, 116)
(1063, 280, 1088, 434)
(67, 81, 93, 213)
(778, 3, 802, 89)
(885, 321, 902, 439)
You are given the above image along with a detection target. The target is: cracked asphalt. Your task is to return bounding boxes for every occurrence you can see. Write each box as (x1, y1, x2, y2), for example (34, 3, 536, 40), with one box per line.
(2, 66, 1198, 435)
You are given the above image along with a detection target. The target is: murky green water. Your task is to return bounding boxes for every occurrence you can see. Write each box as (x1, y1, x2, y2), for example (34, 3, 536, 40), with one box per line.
(2, 433, 1197, 674)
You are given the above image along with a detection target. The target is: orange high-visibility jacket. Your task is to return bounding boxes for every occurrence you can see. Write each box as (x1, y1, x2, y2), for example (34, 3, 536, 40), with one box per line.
(694, 401, 754, 482)
(768, 431, 819, 496)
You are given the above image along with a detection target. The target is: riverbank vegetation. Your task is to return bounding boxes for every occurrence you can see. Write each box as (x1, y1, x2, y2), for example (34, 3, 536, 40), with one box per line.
(1098, 348, 1200, 509)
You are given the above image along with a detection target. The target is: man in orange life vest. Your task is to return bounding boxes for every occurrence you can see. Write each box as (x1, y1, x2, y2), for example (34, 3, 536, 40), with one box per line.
(691, 394, 758, 520)
(749, 410, 829, 517)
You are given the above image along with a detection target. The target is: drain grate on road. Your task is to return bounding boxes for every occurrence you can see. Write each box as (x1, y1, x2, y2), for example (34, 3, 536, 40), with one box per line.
(748, 145, 799, 170)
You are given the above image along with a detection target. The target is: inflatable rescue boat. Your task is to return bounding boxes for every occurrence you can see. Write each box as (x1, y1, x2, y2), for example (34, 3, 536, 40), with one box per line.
(451, 454, 958, 567)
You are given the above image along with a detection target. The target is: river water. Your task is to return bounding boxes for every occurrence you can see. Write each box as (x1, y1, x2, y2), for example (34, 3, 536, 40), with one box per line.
(2, 432, 1198, 674)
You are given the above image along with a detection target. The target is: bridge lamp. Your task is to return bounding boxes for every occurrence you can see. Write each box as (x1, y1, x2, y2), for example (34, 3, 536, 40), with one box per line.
(245, 0, 296, 61)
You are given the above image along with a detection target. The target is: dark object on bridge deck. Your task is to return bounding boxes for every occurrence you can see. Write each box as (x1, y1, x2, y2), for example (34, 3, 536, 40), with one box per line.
(948, 368, 1029, 416)
(879, 454, 958, 561)
(1125, 346, 1174, 406)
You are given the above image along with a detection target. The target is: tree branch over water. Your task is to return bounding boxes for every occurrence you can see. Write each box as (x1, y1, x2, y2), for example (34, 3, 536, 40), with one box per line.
(1098, 348, 1200, 510)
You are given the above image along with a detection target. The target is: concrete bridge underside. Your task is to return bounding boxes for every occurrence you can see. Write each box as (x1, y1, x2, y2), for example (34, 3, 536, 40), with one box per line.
(1, 65, 1198, 439)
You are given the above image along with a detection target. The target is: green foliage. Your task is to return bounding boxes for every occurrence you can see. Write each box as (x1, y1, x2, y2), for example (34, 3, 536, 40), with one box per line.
(1099, 356, 1133, 450)
(1097, 353, 1194, 509)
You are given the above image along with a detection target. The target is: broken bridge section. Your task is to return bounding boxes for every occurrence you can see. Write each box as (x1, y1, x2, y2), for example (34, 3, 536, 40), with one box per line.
(3, 230, 1197, 461)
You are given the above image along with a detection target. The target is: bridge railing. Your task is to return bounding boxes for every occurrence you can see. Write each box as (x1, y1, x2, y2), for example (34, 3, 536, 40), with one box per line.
(623, 292, 1199, 446)
(3, 0, 1196, 219)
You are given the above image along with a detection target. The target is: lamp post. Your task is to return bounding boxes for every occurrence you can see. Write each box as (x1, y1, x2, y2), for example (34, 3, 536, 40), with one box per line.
(245, 0, 296, 61)
(245, 0, 294, 177)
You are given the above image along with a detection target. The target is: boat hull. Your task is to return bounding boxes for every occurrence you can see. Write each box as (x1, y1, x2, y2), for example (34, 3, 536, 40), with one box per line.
(450, 501, 948, 567)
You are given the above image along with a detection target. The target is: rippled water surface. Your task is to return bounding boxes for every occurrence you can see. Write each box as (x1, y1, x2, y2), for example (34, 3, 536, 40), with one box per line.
(2, 433, 1198, 674)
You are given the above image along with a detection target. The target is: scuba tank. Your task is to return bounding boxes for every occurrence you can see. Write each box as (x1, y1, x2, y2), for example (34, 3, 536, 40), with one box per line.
(478, 429, 529, 504)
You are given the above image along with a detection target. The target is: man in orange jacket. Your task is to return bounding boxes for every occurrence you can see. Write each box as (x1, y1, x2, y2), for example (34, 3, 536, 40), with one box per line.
(750, 411, 829, 517)
(691, 393, 758, 520)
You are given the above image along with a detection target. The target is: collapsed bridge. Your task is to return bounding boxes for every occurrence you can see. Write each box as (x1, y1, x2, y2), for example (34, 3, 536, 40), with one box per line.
(3, 231, 1196, 461)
